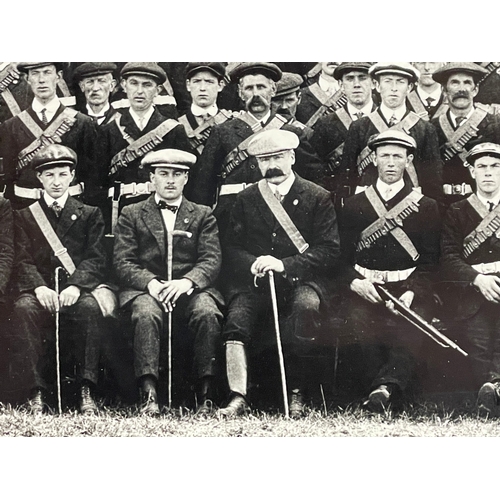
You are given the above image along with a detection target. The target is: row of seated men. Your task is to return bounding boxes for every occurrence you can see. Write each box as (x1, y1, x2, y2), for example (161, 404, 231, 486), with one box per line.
(0, 61, 500, 418)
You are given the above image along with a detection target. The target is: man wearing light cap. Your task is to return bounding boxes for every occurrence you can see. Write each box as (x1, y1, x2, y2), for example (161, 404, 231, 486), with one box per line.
(340, 129, 441, 412)
(310, 62, 377, 200)
(113, 148, 224, 415)
(441, 142, 500, 415)
(217, 129, 340, 417)
(191, 62, 325, 238)
(0, 62, 97, 210)
(430, 63, 500, 209)
(100, 62, 193, 233)
(340, 62, 443, 203)
(10, 144, 108, 415)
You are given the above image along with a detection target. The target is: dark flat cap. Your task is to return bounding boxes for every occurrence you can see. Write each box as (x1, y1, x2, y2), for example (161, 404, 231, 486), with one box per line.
(275, 72, 303, 97)
(334, 62, 372, 80)
(432, 62, 488, 85)
(31, 144, 77, 171)
(73, 62, 117, 83)
(465, 142, 500, 166)
(17, 62, 66, 73)
(369, 62, 420, 84)
(368, 129, 417, 152)
(120, 62, 166, 84)
(186, 62, 226, 80)
(229, 62, 282, 83)
(141, 149, 196, 170)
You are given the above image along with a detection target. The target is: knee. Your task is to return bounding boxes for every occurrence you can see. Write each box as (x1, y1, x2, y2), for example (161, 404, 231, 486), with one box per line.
(73, 294, 101, 317)
(292, 287, 320, 314)
(187, 293, 223, 322)
(13, 294, 42, 319)
(131, 294, 163, 324)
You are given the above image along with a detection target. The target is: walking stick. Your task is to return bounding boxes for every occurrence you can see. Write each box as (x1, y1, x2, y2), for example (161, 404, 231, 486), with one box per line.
(54, 266, 63, 415)
(268, 271, 289, 418)
(166, 230, 192, 409)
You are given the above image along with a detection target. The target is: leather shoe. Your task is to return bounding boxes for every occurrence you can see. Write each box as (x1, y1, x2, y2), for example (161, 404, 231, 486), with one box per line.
(216, 394, 248, 418)
(140, 388, 160, 416)
(477, 381, 500, 416)
(289, 389, 305, 419)
(196, 399, 215, 417)
(80, 384, 98, 416)
(363, 384, 393, 413)
(28, 388, 46, 415)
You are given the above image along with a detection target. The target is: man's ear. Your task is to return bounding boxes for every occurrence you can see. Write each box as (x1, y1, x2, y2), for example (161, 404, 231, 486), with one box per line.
(78, 81, 85, 93)
(407, 153, 415, 165)
(186, 79, 192, 93)
(109, 79, 117, 92)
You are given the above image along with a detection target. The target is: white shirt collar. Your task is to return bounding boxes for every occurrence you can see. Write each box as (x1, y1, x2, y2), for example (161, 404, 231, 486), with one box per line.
(249, 110, 271, 126)
(380, 102, 407, 123)
(191, 103, 218, 117)
(376, 178, 405, 201)
(449, 106, 475, 128)
(267, 172, 296, 197)
(416, 86, 442, 103)
(32, 96, 60, 114)
(477, 192, 500, 209)
(44, 190, 69, 209)
(154, 194, 182, 207)
(318, 74, 340, 94)
(86, 102, 110, 118)
(347, 100, 373, 120)
(129, 105, 155, 130)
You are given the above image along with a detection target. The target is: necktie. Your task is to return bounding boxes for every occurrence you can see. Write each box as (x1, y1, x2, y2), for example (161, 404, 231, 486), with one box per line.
(455, 116, 466, 128)
(157, 200, 178, 213)
(488, 202, 495, 212)
(274, 191, 284, 203)
(41, 108, 48, 126)
(51, 201, 62, 218)
(388, 114, 398, 127)
(425, 97, 435, 109)
(355, 112, 364, 120)
(91, 115, 105, 124)
(138, 117, 145, 130)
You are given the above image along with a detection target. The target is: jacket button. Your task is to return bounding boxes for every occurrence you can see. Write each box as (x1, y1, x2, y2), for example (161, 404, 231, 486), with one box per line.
(272, 233, 276, 237)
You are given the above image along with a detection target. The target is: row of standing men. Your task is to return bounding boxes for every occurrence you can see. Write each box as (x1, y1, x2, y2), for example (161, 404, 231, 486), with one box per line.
(1, 61, 500, 417)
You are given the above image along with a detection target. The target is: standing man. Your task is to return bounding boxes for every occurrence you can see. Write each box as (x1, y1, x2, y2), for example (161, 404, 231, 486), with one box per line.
(310, 63, 376, 199)
(0, 62, 32, 124)
(431, 63, 500, 208)
(340, 62, 443, 203)
(217, 130, 340, 417)
(441, 143, 500, 415)
(113, 149, 224, 415)
(101, 62, 193, 232)
(191, 62, 322, 239)
(0, 62, 97, 210)
(74, 62, 118, 126)
(408, 63, 448, 121)
(340, 130, 441, 411)
(10, 144, 108, 415)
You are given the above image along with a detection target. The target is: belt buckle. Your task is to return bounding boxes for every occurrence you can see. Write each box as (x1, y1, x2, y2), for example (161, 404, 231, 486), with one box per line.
(482, 262, 497, 274)
(374, 270, 386, 282)
(453, 184, 463, 195)
(136, 183, 147, 195)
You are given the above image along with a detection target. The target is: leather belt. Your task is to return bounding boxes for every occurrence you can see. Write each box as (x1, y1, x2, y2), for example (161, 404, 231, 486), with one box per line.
(107, 181, 155, 198)
(354, 264, 416, 282)
(219, 183, 254, 196)
(443, 183, 472, 196)
(14, 183, 84, 200)
(472, 261, 500, 274)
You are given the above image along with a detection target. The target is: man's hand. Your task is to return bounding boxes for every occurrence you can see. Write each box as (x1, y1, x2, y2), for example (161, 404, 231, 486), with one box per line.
(386, 290, 415, 315)
(474, 274, 500, 303)
(34, 286, 59, 313)
(251, 256, 285, 277)
(147, 279, 170, 303)
(350, 278, 384, 304)
(59, 285, 81, 308)
(158, 278, 193, 312)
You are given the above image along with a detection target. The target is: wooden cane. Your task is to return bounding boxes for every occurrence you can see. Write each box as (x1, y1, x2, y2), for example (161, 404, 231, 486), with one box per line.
(54, 266, 63, 415)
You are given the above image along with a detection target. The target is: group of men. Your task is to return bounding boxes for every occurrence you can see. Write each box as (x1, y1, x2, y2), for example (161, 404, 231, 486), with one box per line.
(1, 61, 500, 418)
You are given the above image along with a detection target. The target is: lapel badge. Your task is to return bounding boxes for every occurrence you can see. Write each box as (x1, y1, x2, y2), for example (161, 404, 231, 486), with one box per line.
(184, 218, 189, 224)
(71, 214, 77, 220)
(293, 199, 299, 206)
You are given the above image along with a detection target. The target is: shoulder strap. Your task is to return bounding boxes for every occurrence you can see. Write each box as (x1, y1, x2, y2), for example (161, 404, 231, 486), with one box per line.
(407, 91, 429, 120)
(307, 83, 329, 105)
(28, 202, 76, 275)
(113, 112, 134, 145)
(463, 195, 500, 257)
(17, 109, 44, 138)
(306, 87, 347, 128)
(257, 179, 309, 254)
(335, 107, 353, 131)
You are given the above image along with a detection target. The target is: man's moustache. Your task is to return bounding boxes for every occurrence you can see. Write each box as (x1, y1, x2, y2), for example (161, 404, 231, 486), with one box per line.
(247, 95, 267, 107)
(452, 91, 470, 100)
(265, 168, 285, 178)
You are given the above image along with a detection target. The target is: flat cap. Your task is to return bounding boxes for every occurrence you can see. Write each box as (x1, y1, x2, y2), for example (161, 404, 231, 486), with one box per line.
(334, 62, 371, 80)
(17, 62, 65, 73)
(465, 142, 500, 166)
(368, 129, 417, 152)
(369, 62, 420, 84)
(247, 129, 300, 158)
(120, 62, 166, 84)
(31, 144, 77, 171)
(141, 149, 196, 171)
(73, 62, 117, 82)
(432, 62, 488, 85)
(186, 62, 226, 80)
(275, 72, 304, 97)
(230, 62, 282, 84)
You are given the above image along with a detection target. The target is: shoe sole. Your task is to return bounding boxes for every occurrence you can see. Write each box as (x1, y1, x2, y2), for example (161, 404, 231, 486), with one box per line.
(478, 384, 497, 416)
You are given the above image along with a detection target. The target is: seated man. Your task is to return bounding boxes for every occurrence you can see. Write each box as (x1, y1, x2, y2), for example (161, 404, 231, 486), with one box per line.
(218, 130, 340, 418)
(11, 144, 108, 415)
(441, 143, 500, 415)
(113, 149, 224, 416)
(340, 130, 441, 411)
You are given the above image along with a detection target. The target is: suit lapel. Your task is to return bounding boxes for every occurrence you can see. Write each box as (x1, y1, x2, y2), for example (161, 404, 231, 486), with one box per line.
(142, 195, 166, 261)
(282, 175, 306, 219)
(121, 109, 142, 139)
(56, 196, 83, 239)
(173, 197, 195, 248)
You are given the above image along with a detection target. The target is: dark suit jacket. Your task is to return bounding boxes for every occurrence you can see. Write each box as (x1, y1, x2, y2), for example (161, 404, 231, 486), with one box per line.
(78, 103, 118, 127)
(406, 89, 447, 120)
(340, 182, 441, 296)
(13, 196, 107, 294)
(340, 108, 443, 202)
(113, 195, 222, 308)
(0, 197, 14, 300)
(440, 196, 500, 319)
(223, 174, 340, 302)
(0, 103, 98, 208)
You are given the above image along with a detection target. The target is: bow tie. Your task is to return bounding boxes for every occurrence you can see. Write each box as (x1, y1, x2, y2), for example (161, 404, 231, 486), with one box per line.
(157, 200, 178, 213)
